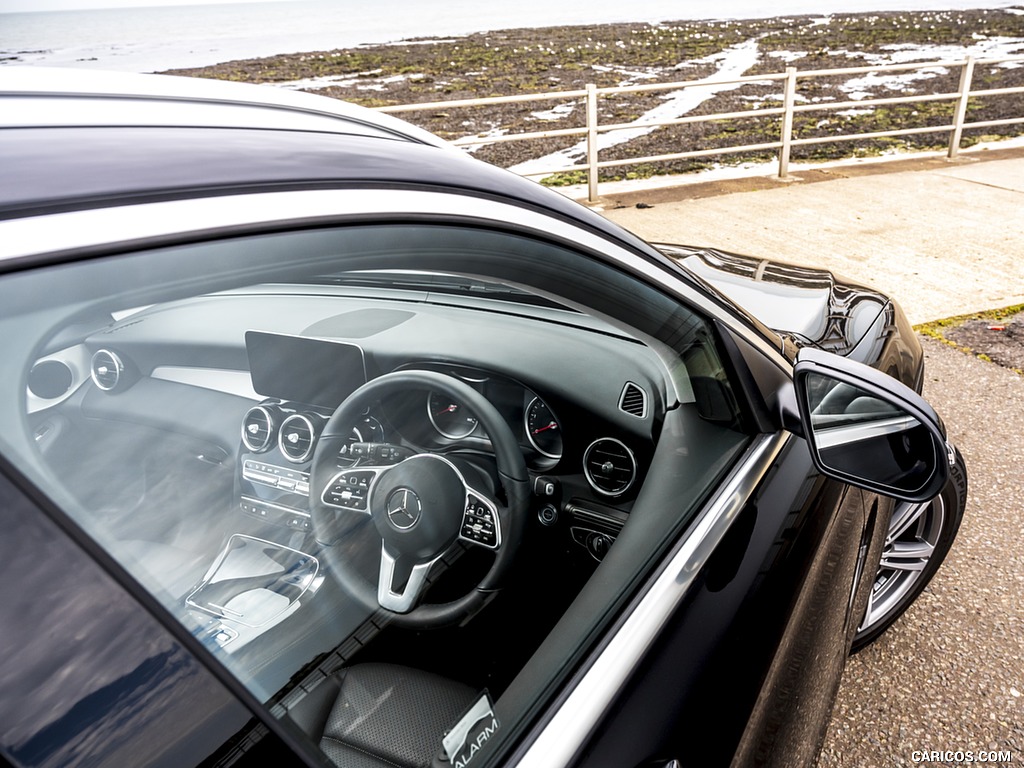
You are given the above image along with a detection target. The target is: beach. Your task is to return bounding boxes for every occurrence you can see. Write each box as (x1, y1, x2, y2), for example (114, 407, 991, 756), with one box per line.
(166, 8, 1024, 183)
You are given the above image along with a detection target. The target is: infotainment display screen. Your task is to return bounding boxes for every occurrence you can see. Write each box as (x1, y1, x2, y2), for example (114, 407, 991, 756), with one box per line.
(245, 331, 367, 407)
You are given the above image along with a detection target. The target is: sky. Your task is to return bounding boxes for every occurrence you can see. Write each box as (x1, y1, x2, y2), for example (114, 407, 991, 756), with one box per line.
(0, 0, 289, 11)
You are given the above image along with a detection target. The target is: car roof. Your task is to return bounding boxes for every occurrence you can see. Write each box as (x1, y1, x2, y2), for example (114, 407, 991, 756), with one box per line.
(0, 67, 451, 146)
(0, 68, 655, 256)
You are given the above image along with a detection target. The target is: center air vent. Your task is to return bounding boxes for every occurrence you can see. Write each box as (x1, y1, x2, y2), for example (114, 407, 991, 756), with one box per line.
(584, 438, 637, 497)
(619, 382, 648, 418)
(90, 349, 124, 392)
(241, 406, 277, 453)
(279, 414, 317, 463)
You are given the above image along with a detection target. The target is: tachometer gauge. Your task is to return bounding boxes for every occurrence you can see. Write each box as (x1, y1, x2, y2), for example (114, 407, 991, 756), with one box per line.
(526, 397, 562, 460)
(427, 391, 479, 439)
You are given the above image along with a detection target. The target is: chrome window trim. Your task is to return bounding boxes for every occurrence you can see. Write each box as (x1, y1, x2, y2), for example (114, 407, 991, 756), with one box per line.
(151, 366, 261, 401)
(511, 431, 791, 768)
(0, 189, 788, 372)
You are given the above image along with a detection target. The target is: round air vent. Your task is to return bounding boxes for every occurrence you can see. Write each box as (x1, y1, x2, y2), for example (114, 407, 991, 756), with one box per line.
(28, 360, 74, 399)
(241, 405, 277, 453)
(279, 413, 317, 463)
(90, 349, 124, 392)
(583, 438, 637, 497)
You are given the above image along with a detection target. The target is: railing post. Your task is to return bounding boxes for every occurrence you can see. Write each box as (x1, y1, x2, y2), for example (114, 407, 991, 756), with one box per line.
(778, 67, 797, 179)
(586, 83, 600, 203)
(948, 56, 975, 160)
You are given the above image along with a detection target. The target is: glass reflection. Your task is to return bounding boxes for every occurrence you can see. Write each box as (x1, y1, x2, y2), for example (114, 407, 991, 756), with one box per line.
(804, 373, 937, 495)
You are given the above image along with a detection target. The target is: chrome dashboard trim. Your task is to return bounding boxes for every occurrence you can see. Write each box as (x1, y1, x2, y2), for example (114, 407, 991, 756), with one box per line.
(278, 413, 317, 464)
(582, 437, 637, 498)
(27, 344, 91, 414)
(152, 366, 261, 400)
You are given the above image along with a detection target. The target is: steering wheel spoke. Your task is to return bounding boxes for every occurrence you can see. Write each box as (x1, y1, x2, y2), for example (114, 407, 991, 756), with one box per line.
(378, 544, 444, 613)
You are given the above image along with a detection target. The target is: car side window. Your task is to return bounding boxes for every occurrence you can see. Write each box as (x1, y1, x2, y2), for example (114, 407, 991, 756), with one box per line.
(0, 467, 307, 768)
(0, 221, 751, 768)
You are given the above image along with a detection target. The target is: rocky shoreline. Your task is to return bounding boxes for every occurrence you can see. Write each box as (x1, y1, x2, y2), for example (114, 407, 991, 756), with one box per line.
(167, 8, 1024, 183)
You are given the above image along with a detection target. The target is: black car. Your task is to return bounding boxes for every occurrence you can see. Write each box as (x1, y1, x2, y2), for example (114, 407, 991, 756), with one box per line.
(0, 68, 965, 768)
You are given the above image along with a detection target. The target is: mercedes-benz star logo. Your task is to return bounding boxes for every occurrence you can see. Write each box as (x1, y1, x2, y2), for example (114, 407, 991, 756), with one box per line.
(386, 488, 422, 530)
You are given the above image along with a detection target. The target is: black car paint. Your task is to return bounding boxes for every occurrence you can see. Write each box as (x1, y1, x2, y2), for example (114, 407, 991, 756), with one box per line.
(0, 75, 947, 768)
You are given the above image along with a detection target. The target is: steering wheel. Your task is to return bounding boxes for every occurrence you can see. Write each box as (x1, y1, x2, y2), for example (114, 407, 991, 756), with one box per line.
(309, 370, 529, 628)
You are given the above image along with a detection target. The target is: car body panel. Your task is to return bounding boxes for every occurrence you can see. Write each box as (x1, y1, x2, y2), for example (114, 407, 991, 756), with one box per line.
(0, 68, 962, 768)
(0, 66, 453, 147)
(660, 245, 924, 387)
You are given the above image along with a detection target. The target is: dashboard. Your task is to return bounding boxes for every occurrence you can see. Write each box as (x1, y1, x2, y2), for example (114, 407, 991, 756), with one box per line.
(29, 283, 670, 574)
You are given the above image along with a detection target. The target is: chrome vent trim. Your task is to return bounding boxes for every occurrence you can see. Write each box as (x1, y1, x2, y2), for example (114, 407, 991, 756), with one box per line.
(583, 438, 637, 497)
(90, 349, 123, 392)
(279, 414, 316, 463)
(619, 382, 648, 418)
(241, 406, 275, 453)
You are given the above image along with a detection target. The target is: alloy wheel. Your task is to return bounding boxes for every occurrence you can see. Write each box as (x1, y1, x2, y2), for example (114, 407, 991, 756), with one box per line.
(857, 494, 946, 637)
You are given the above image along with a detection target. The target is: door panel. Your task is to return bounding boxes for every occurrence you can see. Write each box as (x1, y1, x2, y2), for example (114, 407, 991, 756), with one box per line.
(571, 440, 870, 768)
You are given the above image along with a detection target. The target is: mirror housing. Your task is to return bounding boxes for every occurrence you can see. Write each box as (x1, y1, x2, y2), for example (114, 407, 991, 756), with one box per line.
(793, 347, 952, 503)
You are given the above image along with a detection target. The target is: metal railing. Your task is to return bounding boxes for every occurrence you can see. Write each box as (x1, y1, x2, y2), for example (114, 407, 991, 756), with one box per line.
(377, 54, 1024, 202)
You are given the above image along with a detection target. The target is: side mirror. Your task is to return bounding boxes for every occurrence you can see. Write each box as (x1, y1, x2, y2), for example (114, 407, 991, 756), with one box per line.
(793, 348, 953, 503)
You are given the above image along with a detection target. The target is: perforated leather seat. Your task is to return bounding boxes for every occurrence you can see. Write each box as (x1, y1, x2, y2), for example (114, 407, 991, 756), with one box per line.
(291, 663, 478, 768)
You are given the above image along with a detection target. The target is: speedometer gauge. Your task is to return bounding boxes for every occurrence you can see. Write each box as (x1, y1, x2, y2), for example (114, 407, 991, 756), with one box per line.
(427, 392, 479, 439)
(526, 397, 562, 460)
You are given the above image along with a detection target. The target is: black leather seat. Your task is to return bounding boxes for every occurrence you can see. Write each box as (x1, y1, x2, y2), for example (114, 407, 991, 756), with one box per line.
(291, 663, 479, 768)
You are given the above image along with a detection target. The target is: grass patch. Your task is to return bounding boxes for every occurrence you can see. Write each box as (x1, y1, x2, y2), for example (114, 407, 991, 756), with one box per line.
(916, 304, 1024, 376)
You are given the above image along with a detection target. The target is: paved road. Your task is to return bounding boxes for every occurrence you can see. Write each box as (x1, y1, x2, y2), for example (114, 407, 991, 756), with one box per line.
(595, 151, 1024, 766)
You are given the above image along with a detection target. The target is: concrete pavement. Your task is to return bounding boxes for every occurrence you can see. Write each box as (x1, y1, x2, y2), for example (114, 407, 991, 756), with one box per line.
(594, 146, 1024, 325)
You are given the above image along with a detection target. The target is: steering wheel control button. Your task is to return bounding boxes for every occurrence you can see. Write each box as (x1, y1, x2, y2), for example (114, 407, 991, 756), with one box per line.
(323, 469, 377, 512)
(460, 494, 500, 548)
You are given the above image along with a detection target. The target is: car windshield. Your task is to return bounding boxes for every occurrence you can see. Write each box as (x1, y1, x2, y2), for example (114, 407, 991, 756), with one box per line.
(306, 270, 574, 310)
(0, 221, 751, 766)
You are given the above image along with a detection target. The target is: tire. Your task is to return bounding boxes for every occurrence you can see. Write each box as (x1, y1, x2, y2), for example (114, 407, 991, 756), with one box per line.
(851, 447, 967, 651)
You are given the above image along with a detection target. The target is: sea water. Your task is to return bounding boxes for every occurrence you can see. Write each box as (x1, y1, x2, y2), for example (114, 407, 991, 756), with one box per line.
(2, 0, 1021, 73)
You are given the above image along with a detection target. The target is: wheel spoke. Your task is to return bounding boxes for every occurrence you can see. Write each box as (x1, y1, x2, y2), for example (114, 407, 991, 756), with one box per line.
(885, 500, 929, 545)
(860, 585, 883, 630)
(879, 539, 935, 571)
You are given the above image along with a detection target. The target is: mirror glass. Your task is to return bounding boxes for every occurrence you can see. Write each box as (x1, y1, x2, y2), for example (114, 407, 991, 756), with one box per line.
(803, 372, 940, 495)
